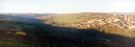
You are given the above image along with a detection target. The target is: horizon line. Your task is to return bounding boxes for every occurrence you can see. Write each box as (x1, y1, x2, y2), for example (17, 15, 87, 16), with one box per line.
(0, 12, 135, 14)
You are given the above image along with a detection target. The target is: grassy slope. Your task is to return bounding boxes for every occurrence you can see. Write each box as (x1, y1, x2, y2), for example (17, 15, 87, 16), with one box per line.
(0, 20, 35, 47)
(44, 13, 135, 38)
(45, 14, 97, 24)
(0, 40, 33, 47)
(0, 20, 34, 31)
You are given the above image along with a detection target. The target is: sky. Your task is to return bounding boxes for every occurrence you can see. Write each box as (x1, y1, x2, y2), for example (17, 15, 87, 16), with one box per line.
(0, 0, 135, 13)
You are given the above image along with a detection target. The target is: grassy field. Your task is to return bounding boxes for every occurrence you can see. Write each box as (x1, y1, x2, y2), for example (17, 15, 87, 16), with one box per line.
(0, 40, 33, 47)
(47, 14, 97, 24)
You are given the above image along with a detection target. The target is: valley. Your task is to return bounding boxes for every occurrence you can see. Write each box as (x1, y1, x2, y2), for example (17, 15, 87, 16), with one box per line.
(0, 12, 135, 47)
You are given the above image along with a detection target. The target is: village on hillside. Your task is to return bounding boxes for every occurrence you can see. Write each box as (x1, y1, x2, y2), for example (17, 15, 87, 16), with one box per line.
(71, 14, 135, 30)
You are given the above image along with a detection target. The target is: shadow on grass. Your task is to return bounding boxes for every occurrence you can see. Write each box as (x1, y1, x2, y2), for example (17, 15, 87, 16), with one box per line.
(25, 23, 135, 47)
(0, 14, 135, 47)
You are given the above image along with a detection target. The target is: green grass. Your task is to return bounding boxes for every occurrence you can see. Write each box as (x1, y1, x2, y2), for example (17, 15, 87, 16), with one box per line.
(0, 40, 34, 47)
(14, 24, 34, 30)
(0, 21, 34, 31)
(51, 14, 96, 24)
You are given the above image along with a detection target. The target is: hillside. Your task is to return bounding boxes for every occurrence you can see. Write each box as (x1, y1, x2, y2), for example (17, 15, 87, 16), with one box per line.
(0, 40, 33, 47)
(42, 13, 135, 37)
(0, 17, 111, 47)
(0, 20, 34, 47)
(1, 13, 135, 47)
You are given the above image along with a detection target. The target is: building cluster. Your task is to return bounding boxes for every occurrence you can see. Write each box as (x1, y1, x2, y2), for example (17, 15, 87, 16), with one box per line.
(123, 16, 134, 24)
(72, 14, 135, 29)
